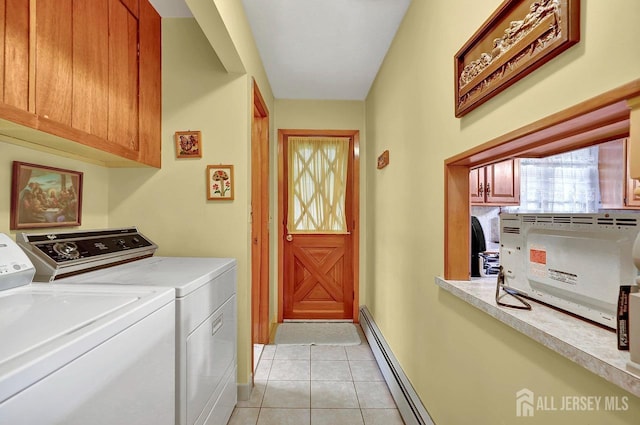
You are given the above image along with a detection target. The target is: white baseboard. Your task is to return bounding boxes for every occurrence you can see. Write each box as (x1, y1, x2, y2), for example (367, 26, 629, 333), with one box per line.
(237, 381, 252, 402)
(359, 306, 435, 425)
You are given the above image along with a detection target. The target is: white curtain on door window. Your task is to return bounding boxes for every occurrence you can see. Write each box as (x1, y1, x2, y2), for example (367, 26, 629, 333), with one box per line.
(288, 136, 349, 233)
(507, 146, 601, 213)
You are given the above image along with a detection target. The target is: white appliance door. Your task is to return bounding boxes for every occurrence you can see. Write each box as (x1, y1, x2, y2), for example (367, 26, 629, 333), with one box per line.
(187, 295, 237, 425)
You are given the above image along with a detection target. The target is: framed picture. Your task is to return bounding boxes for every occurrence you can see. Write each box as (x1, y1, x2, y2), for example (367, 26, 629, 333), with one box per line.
(175, 130, 202, 158)
(206, 165, 234, 200)
(10, 161, 83, 230)
(454, 0, 580, 117)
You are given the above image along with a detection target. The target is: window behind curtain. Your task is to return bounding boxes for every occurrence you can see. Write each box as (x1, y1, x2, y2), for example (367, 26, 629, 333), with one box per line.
(505, 146, 601, 213)
(287, 136, 349, 233)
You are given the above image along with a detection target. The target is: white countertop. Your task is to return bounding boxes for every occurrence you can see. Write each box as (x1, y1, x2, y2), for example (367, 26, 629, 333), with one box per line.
(435, 276, 640, 397)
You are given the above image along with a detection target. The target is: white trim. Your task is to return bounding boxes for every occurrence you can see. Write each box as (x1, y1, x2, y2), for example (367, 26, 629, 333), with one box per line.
(359, 306, 435, 425)
(237, 381, 252, 402)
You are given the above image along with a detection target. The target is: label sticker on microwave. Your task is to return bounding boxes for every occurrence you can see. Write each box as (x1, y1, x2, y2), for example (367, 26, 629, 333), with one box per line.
(529, 248, 547, 265)
(548, 268, 578, 285)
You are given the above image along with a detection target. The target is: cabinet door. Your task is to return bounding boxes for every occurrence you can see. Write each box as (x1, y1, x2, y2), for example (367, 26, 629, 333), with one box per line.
(626, 178, 640, 207)
(598, 139, 625, 209)
(625, 139, 640, 208)
(2, 0, 30, 111)
(485, 159, 520, 205)
(469, 167, 485, 204)
(72, 0, 109, 139)
(35, 0, 73, 124)
(108, 0, 139, 151)
(138, 0, 161, 167)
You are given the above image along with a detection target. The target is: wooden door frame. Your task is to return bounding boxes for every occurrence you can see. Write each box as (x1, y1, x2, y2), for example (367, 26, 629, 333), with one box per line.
(277, 129, 360, 323)
(444, 79, 640, 280)
(251, 79, 270, 345)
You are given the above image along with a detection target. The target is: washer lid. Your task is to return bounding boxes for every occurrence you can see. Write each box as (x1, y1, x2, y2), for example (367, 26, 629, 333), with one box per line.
(0, 284, 174, 403)
(0, 292, 137, 364)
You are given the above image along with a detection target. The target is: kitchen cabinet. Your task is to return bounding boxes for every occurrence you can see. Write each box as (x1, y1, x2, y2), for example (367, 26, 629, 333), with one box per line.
(598, 138, 640, 209)
(470, 159, 520, 205)
(0, 0, 161, 168)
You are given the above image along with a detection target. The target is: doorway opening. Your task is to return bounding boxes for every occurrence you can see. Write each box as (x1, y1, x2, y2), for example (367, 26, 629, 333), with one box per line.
(251, 80, 270, 375)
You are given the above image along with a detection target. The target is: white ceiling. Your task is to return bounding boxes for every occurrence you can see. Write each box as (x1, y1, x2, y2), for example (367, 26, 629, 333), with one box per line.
(148, 0, 192, 18)
(148, 0, 411, 101)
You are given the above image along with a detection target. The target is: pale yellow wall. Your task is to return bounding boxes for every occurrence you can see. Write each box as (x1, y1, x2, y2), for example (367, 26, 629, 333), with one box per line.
(0, 141, 109, 237)
(108, 17, 273, 387)
(273, 99, 367, 325)
(365, 0, 640, 424)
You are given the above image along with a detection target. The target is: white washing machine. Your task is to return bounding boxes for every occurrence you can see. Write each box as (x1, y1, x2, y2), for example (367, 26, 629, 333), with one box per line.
(0, 234, 176, 425)
(17, 228, 238, 425)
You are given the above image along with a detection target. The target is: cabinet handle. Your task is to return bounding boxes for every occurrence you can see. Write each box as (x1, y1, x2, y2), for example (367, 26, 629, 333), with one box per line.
(485, 182, 491, 196)
(478, 183, 483, 197)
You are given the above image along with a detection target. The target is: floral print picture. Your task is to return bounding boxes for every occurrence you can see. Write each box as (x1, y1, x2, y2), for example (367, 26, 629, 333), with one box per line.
(175, 131, 202, 158)
(206, 165, 234, 200)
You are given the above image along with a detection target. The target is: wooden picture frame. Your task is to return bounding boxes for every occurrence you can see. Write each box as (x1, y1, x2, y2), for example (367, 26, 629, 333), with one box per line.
(175, 130, 202, 158)
(10, 161, 83, 230)
(206, 165, 234, 200)
(454, 0, 580, 117)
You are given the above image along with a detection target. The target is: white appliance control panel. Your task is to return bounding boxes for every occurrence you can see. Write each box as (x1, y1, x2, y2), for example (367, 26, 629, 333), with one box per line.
(0, 233, 35, 290)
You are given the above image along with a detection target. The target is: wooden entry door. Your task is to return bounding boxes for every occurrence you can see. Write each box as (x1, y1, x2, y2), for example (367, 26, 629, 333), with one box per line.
(278, 130, 360, 321)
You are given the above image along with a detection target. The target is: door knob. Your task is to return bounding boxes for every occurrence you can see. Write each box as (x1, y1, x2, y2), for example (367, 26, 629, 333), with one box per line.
(286, 234, 293, 242)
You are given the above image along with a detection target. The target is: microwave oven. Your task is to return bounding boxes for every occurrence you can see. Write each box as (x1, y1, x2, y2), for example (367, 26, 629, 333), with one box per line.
(499, 213, 640, 329)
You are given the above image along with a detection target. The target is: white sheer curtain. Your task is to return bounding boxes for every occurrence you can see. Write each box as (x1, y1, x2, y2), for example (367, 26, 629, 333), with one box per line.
(287, 136, 349, 233)
(507, 146, 601, 213)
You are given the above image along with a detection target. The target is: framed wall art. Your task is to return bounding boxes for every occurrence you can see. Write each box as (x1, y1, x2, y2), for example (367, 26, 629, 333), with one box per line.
(206, 165, 234, 200)
(175, 130, 202, 158)
(454, 0, 580, 117)
(10, 161, 83, 230)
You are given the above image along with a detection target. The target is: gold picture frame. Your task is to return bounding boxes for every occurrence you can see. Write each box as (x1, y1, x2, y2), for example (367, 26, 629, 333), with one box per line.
(10, 161, 83, 229)
(206, 165, 234, 200)
(175, 130, 202, 158)
(454, 0, 580, 117)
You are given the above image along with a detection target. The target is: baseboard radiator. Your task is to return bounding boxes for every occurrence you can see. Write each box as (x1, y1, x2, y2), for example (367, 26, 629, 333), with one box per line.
(359, 306, 435, 425)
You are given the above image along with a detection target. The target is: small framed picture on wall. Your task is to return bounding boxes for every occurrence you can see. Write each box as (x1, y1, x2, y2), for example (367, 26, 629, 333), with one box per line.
(206, 165, 234, 200)
(175, 130, 202, 158)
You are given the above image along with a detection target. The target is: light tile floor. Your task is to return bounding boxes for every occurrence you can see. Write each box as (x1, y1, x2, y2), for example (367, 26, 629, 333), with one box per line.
(229, 338, 405, 425)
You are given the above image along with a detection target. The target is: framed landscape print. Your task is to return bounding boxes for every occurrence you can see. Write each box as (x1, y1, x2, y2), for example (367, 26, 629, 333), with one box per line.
(10, 162, 83, 229)
(206, 165, 234, 200)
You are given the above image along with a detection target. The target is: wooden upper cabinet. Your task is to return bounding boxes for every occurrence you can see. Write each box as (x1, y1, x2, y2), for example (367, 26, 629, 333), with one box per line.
(3, 0, 30, 111)
(470, 159, 520, 205)
(626, 177, 640, 208)
(0, 0, 161, 167)
(624, 139, 640, 208)
(598, 138, 640, 209)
